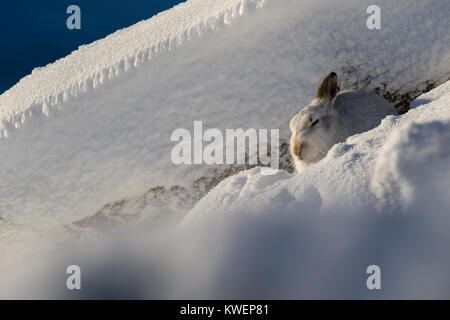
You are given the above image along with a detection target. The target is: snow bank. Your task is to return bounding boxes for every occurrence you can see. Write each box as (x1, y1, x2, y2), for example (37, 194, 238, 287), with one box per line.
(186, 79, 450, 220)
(1, 0, 450, 299)
(1, 0, 450, 229)
(3, 81, 450, 299)
(372, 120, 450, 211)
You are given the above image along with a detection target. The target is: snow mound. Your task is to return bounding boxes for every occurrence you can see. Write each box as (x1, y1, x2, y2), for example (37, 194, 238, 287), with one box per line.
(1, 0, 449, 229)
(181, 168, 301, 223)
(372, 120, 450, 211)
(1, 0, 450, 299)
(185, 79, 450, 221)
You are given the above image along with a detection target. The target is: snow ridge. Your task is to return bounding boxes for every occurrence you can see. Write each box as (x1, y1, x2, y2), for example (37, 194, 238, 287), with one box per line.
(0, 0, 265, 138)
(184, 80, 450, 221)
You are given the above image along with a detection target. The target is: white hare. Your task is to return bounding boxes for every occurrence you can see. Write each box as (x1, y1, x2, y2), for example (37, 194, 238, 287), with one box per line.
(289, 72, 396, 172)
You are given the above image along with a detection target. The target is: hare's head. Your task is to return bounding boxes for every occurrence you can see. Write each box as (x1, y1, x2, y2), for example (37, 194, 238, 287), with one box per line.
(289, 72, 347, 169)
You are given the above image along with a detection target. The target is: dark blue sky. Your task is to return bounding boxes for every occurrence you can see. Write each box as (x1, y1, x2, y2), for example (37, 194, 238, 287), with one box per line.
(0, 1, 186, 94)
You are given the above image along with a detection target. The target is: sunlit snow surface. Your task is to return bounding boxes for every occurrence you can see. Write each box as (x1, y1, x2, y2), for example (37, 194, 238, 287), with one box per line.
(1, 0, 450, 298)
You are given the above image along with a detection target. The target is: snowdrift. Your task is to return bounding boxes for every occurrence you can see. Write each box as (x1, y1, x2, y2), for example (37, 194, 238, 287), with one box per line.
(1, 0, 450, 298)
(1, 0, 449, 227)
(185, 81, 450, 220)
(6, 81, 449, 299)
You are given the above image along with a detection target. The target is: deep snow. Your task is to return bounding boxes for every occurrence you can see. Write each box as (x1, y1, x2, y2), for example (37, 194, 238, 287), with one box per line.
(1, 0, 450, 298)
(6, 81, 447, 299)
(185, 80, 450, 221)
(1, 0, 449, 226)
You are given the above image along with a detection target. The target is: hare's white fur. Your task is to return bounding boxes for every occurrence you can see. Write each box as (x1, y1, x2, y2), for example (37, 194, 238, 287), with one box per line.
(290, 72, 396, 172)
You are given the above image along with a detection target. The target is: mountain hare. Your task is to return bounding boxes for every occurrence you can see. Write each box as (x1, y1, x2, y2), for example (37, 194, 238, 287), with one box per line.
(289, 72, 396, 172)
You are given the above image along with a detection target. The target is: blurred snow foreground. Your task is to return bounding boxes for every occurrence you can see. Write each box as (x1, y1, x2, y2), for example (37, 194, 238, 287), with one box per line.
(1, 0, 450, 298)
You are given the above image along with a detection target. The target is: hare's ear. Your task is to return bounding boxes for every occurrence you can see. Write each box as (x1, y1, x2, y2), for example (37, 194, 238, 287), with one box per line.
(316, 72, 339, 106)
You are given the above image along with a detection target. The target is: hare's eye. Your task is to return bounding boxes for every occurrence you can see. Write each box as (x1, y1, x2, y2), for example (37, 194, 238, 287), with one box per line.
(311, 119, 319, 127)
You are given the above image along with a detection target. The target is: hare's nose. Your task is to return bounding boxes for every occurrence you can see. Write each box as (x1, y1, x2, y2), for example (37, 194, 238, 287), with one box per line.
(292, 141, 302, 158)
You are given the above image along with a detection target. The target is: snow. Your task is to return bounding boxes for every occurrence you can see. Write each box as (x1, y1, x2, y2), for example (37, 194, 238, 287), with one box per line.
(0, 0, 266, 133)
(15, 82, 444, 299)
(186, 80, 450, 221)
(1, 0, 450, 226)
(1, 0, 450, 298)
(372, 117, 450, 212)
